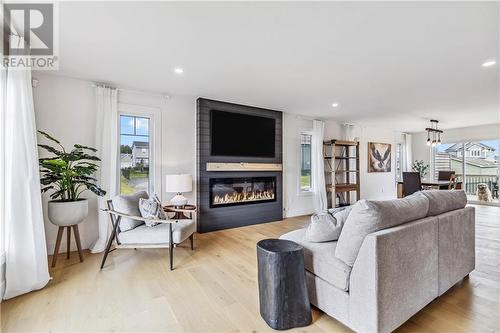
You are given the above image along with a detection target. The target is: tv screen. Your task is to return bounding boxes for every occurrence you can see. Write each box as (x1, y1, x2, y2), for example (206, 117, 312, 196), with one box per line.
(210, 110, 276, 158)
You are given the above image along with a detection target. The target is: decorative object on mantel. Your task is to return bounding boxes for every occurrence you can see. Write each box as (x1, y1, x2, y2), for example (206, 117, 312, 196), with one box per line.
(411, 160, 430, 178)
(425, 119, 443, 147)
(37, 131, 106, 267)
(368, 142, 391, 173)
(165, 174, 193, 207)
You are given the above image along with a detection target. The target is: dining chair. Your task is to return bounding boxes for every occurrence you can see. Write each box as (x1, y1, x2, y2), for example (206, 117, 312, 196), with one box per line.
(402, 172, 422, 197)
(438, 171, 456, 190)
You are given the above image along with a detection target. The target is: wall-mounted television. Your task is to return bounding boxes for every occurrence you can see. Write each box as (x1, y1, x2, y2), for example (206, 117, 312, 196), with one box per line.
(210, 110, 276, 158)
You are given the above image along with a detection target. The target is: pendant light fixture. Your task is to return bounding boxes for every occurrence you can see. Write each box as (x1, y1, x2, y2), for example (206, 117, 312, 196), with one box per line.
(425, 120, 443, 147)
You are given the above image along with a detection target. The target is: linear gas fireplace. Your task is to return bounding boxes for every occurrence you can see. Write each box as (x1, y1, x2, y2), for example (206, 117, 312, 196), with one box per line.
(209, 177, 276, 208)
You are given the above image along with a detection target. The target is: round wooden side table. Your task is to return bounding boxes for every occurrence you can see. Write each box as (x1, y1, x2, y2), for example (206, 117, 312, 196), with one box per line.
(163, 204, 196, 220)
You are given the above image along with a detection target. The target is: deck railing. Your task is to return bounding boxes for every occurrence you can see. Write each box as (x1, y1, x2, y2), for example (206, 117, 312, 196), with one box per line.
(454, 174, 498, 197)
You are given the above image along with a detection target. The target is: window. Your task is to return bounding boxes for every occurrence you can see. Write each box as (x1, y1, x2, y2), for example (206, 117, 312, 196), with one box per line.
(300, 133, 312, 191)
(119, 115, 150, 195)
(395, 143, 403, 181)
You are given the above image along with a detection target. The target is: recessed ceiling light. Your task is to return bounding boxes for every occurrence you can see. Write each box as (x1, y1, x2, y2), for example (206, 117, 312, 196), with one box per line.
(332, 103, 339, 108)
(174, 67, 184, 74)
(481, 60, 496, 68)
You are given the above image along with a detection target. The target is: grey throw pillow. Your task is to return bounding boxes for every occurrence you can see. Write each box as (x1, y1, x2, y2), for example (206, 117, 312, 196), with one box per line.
(305, 206, 353, 242)
(138, 196, 166, 227)
(335, 192, 429, 266)
(112, 191, 149, 232)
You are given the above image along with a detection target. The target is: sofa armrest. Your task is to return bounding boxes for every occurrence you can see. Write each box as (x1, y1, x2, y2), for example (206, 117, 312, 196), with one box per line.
(348, 216, 439, 333)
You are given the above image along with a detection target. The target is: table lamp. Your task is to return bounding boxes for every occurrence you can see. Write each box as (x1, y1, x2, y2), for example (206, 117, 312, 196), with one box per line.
(165, 174, 193, 207)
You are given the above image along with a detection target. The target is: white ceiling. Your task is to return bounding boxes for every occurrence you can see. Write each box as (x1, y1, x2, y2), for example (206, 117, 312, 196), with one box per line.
(44, 1, 499, 132)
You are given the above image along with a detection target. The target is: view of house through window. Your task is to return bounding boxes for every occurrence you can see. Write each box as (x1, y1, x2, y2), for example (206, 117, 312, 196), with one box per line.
(300, 133, 312, 191)
(434, 140, 499, 204)
(120, 115, 150, 195)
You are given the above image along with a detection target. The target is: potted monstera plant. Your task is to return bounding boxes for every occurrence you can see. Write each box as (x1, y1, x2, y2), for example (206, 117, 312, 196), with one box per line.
(38, 131, 106, 227)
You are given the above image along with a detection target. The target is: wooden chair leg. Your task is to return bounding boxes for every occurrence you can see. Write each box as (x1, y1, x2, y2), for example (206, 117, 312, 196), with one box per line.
(51, 227, 64, 267)
(190, 234, 194, 250)
(72, 225, 84, 262)
(100, 216, 120, 269)
(66, 226, 71, 259)
(169, 224, 173, 271)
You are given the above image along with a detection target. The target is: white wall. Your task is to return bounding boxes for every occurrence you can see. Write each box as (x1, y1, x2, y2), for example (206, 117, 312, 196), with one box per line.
(411, 132, 432, 179)
(326, 122, 402, 200)
(34, 74, 99, 254)
(356, 126, 400, 200)
(282, 114, 315, 217)
(284, 117, 401, 216)
(33, 73, 196, 254)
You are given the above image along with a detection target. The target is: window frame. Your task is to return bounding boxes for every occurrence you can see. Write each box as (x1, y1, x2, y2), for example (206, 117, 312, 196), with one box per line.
(299, 131, 313, 194)
(395, 142, 403, 182)
(117, 103, 162, 196)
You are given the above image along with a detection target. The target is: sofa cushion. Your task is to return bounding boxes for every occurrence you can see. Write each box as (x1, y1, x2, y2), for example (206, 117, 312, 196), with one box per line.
(280, 228, 352, 291)
(305, 206, 352, 243)
(421, 190, 467, 216)
(112, 191, 149, 232)
(118, 219, 195, 245)
(335, 192, 429, 266)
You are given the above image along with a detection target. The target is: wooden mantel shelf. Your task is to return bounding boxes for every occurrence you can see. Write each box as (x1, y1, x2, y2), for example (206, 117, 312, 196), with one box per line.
(206, 162, 282, 172)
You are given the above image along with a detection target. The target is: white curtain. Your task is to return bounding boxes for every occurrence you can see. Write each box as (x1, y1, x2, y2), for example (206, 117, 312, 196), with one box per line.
(90, 85, 118, 253)
(312, 120, 327, 213)
(404, 133, 413, 171)
(2, 36, 50, 299)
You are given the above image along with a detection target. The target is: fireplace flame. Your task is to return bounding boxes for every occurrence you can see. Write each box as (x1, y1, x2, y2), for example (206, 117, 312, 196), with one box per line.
(213, 189, 275, 205)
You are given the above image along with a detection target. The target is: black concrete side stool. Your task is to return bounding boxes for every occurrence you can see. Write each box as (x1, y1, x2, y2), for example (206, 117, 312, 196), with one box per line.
(256, 239, 312, 330)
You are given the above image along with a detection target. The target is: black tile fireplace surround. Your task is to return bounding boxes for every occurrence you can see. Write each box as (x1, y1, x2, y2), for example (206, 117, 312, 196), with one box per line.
(197, 98, 283, 233)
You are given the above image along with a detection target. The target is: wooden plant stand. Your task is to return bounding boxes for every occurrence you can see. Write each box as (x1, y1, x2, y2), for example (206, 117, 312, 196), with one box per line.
(51, 225, 84, 268)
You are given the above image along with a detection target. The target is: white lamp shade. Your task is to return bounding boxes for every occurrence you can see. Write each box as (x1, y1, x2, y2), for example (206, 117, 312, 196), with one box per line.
(165, 174, 192, 193)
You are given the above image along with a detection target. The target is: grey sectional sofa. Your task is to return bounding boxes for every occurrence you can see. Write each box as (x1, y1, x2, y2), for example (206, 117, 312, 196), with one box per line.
(280, 190, 474, 333)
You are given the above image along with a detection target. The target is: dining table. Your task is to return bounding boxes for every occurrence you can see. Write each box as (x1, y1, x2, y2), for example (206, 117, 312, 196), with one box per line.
(396, 180, 463, 198)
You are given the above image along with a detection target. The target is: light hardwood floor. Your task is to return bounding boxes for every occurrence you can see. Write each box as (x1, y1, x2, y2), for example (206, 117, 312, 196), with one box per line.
(2, 205, 499, 332)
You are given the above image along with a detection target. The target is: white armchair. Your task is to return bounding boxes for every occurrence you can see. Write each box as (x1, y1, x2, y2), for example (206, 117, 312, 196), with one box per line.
(100, 197, 196, 270)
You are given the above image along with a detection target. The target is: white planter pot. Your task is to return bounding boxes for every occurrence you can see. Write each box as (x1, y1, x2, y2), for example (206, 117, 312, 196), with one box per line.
(48, 199, 89, 227)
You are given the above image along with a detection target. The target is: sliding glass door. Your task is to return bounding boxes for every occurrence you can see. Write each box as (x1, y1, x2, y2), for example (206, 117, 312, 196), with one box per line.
(434, 140, 499, 204)
(464, 140, 498, 203)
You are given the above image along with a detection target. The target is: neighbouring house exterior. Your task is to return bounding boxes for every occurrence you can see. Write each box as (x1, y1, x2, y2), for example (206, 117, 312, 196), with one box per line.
(120, 153, 133, 169)
(445, 142, 496, 162)
(437, 142, 498, 176)
(132, 141, 149, 167)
